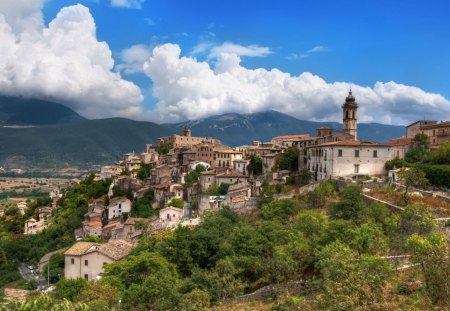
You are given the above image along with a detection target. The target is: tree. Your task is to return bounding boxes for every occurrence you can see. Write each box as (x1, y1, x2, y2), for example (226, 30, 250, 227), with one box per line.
(179, 289, 211, 311)
(131, 189, 156, 218)
(330, 186, 367, 222)
(405, 133, 429, 163)
(247, 155, 263, 176)
(275, 147, 299, 172)
(397, 167, 428, 203)
(217, 183, 230, 195)
(397, 204, 435, 238)
(298, 169, 313, 185)
(43, 253, 65, 284)
(424, 142, 450, 164)
(406, 232, 450, 308)
(75, 282, 120, 310)
(168, 198, 184, 209)
(55, 278, 88, 301)
(136, 164, 152, 180)
(156, 143, 170, 155)
(315, 241, 392, 311)
(261, 199, 302, 223)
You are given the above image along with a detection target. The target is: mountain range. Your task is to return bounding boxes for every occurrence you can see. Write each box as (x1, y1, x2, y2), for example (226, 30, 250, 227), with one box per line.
(0, 96, 406, 170)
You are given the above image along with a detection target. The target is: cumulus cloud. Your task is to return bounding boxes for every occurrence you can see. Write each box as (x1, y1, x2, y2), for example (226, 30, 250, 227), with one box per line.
(0, 1, 143, 118)
(116, 44, 153, 74)
(144, 43, 450, 124)
(191, 41, 272, 59)
(110, 0, 145, 9)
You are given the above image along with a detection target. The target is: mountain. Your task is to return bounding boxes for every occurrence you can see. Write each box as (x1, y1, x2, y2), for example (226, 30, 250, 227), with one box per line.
(0, 118, 172, 169)
(164, 110, 406, 146)
(0, 98, 406, 170)
(0, 96, 85, 125)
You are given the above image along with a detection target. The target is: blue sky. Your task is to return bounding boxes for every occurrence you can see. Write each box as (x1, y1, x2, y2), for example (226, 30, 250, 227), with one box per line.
(42, 0, 450, 98)
(0, 0, 449, 124)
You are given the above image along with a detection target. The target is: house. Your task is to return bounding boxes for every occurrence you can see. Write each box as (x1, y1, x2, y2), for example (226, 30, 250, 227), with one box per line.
(64, 240, 133, 280)
(271, 134, 310, 147)
(103, 217, 151, 243)
(387, 137, 413, 159)
(232, 159, 248, 175)
(159, 207, 183, 229)
(107, 197, 131, 220)
(152, 183, 183, 209)
(200, 170, 217, 192)
(226, 182, 252, 204)
(24, 207, 53, 235)
(307, 140, 392, 181)
(213, 148, 244, 169)
(406, 120, 450, 147)
(216, 169, 248, 186)
(262, 153, 281, 175)
(17, 201, 27, 215)
(100, 165, 125, 180)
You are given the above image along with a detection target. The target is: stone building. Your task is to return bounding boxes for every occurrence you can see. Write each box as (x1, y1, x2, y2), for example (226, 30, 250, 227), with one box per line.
(64, 240, 133, 281)
(406, 120, 450, 147)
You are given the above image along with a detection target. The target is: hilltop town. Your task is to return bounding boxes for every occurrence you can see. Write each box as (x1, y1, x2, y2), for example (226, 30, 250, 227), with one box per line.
(3, 92, 450, 310)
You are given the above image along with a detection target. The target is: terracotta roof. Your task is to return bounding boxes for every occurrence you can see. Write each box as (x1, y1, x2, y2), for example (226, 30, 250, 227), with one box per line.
(312, 140, 390, 147)
(387, 137, 413, 146)
(272, 134, 309, 140)
(228, 182, 250, 192)
(161, 206, 183, 212)
(201, 170, 216, 175)
(216, 170, 247, 178)
(152, 182, 173, 189)
(65, 242, 97, 256)
(98, 240, 133, 260)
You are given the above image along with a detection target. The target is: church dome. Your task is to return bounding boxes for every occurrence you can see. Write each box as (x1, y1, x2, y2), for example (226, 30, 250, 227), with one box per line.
(343, 90, 358, 108)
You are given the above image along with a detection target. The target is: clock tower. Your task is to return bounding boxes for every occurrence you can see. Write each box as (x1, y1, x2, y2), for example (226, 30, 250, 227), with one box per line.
(342, 90, 358, 140)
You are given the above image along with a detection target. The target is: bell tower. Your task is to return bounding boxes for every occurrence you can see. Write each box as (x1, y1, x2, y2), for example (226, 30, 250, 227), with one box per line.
(342, 90, 358, 140)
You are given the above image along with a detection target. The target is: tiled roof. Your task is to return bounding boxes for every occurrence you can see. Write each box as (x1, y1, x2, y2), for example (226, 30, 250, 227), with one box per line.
(387, 137, 413, 146)
(64, 242, 97, 256)
(313, 140, 389, 147)
(216, 170, 247, 178)
(98, 240, 134, 260)
(272, 134, 309, 140)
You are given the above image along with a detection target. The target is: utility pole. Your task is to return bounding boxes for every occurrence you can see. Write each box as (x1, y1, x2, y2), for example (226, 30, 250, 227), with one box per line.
(47, 264, 49, 288)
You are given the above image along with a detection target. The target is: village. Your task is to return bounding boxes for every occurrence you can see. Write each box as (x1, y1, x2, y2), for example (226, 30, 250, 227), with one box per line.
(17, 91, 450, 284)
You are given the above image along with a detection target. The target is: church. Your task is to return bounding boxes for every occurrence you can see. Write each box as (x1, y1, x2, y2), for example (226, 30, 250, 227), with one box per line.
(305, 91, 394, 181)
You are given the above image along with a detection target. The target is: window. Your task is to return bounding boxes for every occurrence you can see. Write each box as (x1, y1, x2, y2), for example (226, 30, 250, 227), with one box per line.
(354, 164, 360, 174)
(84, 260, 88, 266)
(373, 150, 378, 158)
(71, 258, 74, 264)
(354, 150, 359, 157)
(84, 274, 89, 280)
(338, 149, 343, 157)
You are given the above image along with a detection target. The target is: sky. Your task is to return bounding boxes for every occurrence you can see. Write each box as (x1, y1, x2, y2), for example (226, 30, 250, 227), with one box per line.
(0, 0, 449, 125)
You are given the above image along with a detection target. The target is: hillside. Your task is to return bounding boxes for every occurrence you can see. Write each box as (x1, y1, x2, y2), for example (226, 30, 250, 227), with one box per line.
(0, 118, 172, 169)
(165, 110, 406, 146)
(0, 96, 85, 125)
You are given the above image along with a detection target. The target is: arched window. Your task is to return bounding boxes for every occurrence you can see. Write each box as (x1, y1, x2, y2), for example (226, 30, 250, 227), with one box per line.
(346, 111, 349, 119)
(352, 111, 355, 119)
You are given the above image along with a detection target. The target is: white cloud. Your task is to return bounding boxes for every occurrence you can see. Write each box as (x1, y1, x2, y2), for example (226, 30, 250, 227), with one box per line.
(308, 45, 327, 53)
(209, 42, 272, 59)
(143, 43, 450, 124)
(110, 0, 145, 9)
(287, 45, 327, 60)
(0, 2, 143, 118)
(116, 44, 153, 74)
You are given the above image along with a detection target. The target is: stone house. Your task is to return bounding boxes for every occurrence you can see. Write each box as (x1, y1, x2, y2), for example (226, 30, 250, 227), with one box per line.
(200, 170, 217, 192)
(107, 197, 131, 220)
(307, 140, 393, 181)
(216, 169, 248, 186)
(17, 201, 27, 215)
(387, 137, 413, 159)
(406, 120, 450, 147)
(159, 207, 183, 229)
(64, 240, 133, 281)
(262, 153, 282, 175)
(226, 182, 252, 204)
(152, 183, 184, 209)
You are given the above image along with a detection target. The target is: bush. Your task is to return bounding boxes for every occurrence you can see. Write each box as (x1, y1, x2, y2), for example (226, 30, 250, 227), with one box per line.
(416, 164, 450, 188)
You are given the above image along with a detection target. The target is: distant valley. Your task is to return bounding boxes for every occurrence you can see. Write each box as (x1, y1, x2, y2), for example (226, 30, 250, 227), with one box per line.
(0, 96, 406, 170)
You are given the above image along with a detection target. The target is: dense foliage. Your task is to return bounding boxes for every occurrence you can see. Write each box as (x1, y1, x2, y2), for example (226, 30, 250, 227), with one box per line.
(274, 147, 299, 172)
(247, 155, 263, 176)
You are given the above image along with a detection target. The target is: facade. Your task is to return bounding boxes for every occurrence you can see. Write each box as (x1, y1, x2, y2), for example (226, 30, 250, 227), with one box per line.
(64, 240, 133, 280)
(307, 141, 392, 180)
(107, 197, 131, 220)
(406, 120, 436, 139)
(159, 207, 183, 229)
(271, 134, 310, 147)
(387, 137, 413, 159)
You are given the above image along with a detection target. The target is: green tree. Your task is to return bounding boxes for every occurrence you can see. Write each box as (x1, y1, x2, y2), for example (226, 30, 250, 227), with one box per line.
(330, 186, 367, 222)
(156, 143, 170, 155)
(298, 169, 313, 185)
(136, 163, 152, 180)
(397, 167, 428, 203)
(43, 253, 65, 284)
(275, 147, 299, 172)
(397, 204, 435, 238)
(261, 199, 302, 223)
(131, 189, 155, 218)
(168, 198, 184, 209)
(247, 155, 263, 176)
(75, 282, 120, 310)
(315, 241, 392, 311)
(406, 232, 450, 308)
(424, 142, 450, 164)
(217, 183, 230, 195)
(55, 278, 88, 301)
(405, 133, 429, 163)
(179, 289, 211, 311)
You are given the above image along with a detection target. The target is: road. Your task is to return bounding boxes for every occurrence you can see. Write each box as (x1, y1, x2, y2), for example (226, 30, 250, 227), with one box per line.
(19, 263, 47, 289)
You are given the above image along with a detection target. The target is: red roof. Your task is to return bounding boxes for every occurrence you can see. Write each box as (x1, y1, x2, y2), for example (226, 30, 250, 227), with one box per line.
(387, 137, 413, 146)
(272, 134, 310, 141)
(315, 140, 389, 147)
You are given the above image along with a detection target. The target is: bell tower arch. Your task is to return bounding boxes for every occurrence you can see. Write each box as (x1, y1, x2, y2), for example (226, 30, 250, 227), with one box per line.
(342, 90, 358, 140)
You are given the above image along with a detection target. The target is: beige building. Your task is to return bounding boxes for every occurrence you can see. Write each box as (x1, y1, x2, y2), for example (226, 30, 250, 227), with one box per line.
(158, 128, 218, 149)
(64, 240, 133, 280)
(24, 207, 52, 235)
(387, 137, 413, 159)
(107, 197, 131, 220)
(307, 140, 392, 181)
(159, 207, 183, 229)
(271, 134, 310, 147)
(406, 120, 450, 147)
